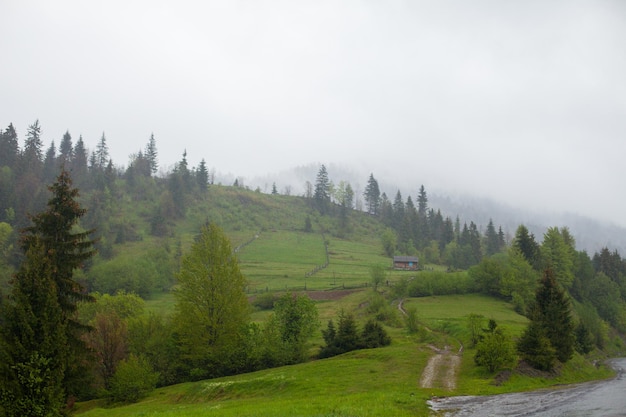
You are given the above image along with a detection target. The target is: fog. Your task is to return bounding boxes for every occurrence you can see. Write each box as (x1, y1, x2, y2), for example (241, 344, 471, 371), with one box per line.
(1, 1, 625, 226)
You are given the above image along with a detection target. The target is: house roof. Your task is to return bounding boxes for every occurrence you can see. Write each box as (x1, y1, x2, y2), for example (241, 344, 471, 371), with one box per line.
(393, 256, 419, 263)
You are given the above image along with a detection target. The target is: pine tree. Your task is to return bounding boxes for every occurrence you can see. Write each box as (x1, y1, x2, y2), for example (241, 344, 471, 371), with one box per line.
(95, 132, 109, 169)
(417, 185, 428, 216)
(0, 123, 20, 168)
(0, 238, 68, 416)
(416, 185, 429, 248)
(145, 133, 158, 176)
(196, 159, 209, 191)
(314, 164, 331, 214)
(43, 141, 58, 183)
(71, 136, 88, 184)
(533, 268, 575, 363)
(518, 268, 575, 369)
(58, 131, 73, 168)
(517, 320, 556, 371)
(363, 173, 380, 215)
(20, 169, 97, 397)
(20, 120, 44, 176)
(514, 225, 541, 269)
(485, 219, 500, 256)
(392, 190, 404, 231)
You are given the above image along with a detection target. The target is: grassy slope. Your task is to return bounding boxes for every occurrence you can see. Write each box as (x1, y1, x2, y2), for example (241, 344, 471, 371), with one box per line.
(74, 186, 614, 416)
(76, 294, 612, 417)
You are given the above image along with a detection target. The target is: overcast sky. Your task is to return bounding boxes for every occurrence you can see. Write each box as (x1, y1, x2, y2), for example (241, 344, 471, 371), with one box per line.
(1, 1, 625, 226)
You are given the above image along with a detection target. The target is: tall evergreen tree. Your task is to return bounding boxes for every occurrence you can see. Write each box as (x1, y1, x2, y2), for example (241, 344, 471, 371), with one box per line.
(379, 192, 393, 226)
(497, 226, 506, 250)
(404, 196, 419, 247)
(417, 185, 428, 216)
(58, 131, 73, 168)
(485, 219, 500, 256)
(392, 190, 404, 230)
(145, 133, 158, 176)
(43, 141, 57, 183)
(519, 268, 575, 367)
(363, 173, 381, 215)
(313, 164, 331, 214)
(95, 132, 109, 169)
(0, 123, 20, 168)
(514, 225, 541, 269)
(196, 159, 209, 191)
(176, 150, 191, 190)
(20, 120, 44, 175)
(20, 169, 97, 397)
(71, 136, 88, 181)
(0, 238, 68, 416)
(416, 185, 429, 248)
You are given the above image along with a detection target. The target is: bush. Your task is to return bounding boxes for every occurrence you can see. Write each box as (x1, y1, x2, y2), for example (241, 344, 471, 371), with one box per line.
(474, 325, 517, 373)
(361, 319, 391, 348)
(252, 292, 277, 310)
(109, 354, 159, 403)
(404, 306, 420, 334)
(407, 271, 476, 297)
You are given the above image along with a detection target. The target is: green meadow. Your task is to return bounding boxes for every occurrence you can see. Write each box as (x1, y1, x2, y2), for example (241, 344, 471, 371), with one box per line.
(70, 187, 614, 416)
(76, 292, 612, 417)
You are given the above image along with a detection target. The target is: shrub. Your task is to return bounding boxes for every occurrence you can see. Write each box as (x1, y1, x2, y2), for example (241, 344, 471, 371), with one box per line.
(407, 271, 476, 297)
(474, 324, 517, 373)
(361, 319, 391, 348)
(252, 292, 277, 310)
(109, 354, 159, 403)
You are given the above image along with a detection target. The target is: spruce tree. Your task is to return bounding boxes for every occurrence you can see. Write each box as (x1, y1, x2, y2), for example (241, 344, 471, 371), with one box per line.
(518, 268, 575, 368)
(196, 159, 209, 191)
(0, 123, 20, 168)
(363, 173, 381, 215)
(20, 169, 97, 398)
(20, 120, 44, 175)
(533, 268, 575, 363)
(485, 219, 500, 256)
(0, 239, 68, 416)
(58, 131, 73, 168)
(314, 164, 331, 213)
(145, 133, 158, 175)
(514, 225, 541, 269)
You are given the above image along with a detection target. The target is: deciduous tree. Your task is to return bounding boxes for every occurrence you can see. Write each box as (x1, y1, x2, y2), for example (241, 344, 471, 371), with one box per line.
(173, 223, 249, 377)
(269, 293, 319, 364)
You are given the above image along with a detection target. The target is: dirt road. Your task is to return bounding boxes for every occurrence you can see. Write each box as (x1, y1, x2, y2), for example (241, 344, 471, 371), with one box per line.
(396, 299, 462, 391)
(419, 345, 461, 390)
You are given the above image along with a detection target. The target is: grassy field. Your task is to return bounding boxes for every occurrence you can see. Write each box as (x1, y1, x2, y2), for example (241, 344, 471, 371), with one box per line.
(76, 292, 613, 417)
(404, 294, 529, 338)
(238, 230, 328, 291)
(72, 187, 615, 416)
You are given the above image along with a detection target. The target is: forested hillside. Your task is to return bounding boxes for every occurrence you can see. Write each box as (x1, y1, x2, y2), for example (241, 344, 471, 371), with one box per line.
(1, 120, 626, 415)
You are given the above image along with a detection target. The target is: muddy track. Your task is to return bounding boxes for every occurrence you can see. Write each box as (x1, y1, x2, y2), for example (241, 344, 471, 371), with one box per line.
(420, 345, 461, 390)
(397, 299, 462, 391)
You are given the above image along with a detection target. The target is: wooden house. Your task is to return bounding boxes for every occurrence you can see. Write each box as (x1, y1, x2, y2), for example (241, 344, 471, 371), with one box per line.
(393, 256, 419, 271)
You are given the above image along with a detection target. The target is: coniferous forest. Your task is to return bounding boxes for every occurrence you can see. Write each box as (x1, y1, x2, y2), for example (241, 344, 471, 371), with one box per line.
(1, 120, 626, 415)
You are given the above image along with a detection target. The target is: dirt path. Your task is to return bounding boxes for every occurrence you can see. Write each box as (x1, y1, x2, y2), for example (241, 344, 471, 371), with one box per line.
(419, 345, 461, 390)
(397, 299, 462, 391)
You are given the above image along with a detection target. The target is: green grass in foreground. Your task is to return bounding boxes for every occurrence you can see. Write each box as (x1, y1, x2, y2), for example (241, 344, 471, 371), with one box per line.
(75, 337, 431, 417)
(76, 293, 615, 417)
